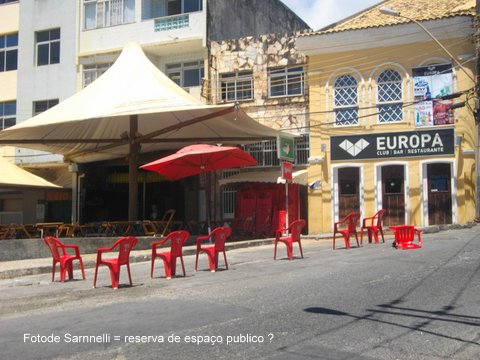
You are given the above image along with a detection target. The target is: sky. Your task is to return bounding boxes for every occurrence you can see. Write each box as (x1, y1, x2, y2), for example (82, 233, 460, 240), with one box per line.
(280, 0, 382, 30)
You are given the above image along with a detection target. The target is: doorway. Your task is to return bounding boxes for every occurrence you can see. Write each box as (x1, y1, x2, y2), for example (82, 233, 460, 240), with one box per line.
(337, 167, 360, 220)
(381, 165, 405, 226)
(427, 163, 452, 225)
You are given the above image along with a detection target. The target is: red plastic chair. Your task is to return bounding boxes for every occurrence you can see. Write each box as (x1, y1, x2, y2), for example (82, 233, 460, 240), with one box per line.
(391, 225, 422, 250)
(151, 230, 190, 279)
(195, 226, 231, 272)
(274, 219, 306, 260)
(43, 236, 85, 282)
(93, 236, 138, 289)
(360, 209, 386, 245)
(333, 212, 360, 249)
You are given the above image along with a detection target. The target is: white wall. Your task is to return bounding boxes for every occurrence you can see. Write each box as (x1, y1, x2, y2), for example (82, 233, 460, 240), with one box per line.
(16, 0, 79, 163)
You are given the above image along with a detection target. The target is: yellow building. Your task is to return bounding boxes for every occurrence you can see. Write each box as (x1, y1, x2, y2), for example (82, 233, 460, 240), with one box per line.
(297, 0, 477, 232)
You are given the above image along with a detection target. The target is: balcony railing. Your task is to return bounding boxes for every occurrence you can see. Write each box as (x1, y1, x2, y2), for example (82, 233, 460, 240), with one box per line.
(154, 14, 189, 32)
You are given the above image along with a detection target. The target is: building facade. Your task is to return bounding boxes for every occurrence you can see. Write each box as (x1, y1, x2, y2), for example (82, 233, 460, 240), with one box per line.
(298, 0, 477, 233)
(1, 0, 309, 225)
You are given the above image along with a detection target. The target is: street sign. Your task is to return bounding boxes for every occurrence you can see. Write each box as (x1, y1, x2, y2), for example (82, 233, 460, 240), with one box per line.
(281, 161, 293, 181)
(277, 135, 295, 162)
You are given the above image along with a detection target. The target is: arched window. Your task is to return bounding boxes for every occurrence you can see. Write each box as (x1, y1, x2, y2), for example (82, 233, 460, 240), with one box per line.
(334, 75, 358, 126)
(377, 69, 403, 123)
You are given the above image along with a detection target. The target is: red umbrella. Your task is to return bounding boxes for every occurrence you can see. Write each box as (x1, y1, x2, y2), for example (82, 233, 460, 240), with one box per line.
(140, 144, 257, 180)
(140, 144, 257, 231)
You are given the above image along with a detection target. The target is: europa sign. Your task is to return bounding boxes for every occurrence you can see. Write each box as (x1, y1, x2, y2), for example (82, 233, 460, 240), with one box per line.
(331, 128, 454, 161)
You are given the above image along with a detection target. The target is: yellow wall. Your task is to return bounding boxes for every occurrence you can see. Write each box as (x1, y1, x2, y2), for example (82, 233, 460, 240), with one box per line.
(307, 39, 477, 233)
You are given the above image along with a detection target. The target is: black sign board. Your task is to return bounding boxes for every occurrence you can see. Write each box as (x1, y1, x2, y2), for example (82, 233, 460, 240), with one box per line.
(331, 128, 454, 161)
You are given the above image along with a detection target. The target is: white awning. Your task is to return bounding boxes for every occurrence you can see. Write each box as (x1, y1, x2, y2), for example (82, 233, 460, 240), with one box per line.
(219, 169, 308, 186)
(0, 156, 61, 189)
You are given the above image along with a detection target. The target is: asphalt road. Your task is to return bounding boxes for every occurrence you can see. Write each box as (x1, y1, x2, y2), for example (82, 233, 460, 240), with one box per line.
(0, 227, 479, 360)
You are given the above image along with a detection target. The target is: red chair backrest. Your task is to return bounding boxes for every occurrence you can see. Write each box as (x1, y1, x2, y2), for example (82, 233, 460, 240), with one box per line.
(288, 219, 306, 242)
(348, 212, 360, 232)
(115, 236, 138, 265)
(167, 230, 190, 257)
(43, 236, 65, 260)
(394, 225, 415, 243)
(211, 226, 231, 252)
(372, 209, 386, 226)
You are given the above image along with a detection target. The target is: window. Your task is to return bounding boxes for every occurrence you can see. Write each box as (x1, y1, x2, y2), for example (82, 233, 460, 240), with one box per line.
(142, 0, 202, 20)
(268, 66, 304, 97)
(334, 74, 358, 126)
(84, 0, 135, 30)
(0, 0, 18, 4)
(83, 63, 112, 87)
(220, 71, 253, 102)
(377, 69, 403, 123)
(0, 33, 18, 72)
(222, 169, 239, 219)
(0, 101, 16, 130)
(36, 29, 60, 66)
(33, 99, 59, 116)
(166, 61, 204, 88)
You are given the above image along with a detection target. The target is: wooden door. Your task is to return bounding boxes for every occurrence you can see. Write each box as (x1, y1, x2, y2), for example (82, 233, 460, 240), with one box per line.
(382, 165, 405, 226)
(338, 167, 360, 220)
(427, 163, 452, 225)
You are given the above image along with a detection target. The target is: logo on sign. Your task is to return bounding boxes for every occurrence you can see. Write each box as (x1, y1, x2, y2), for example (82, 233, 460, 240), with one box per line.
(339, 139, 370, 157)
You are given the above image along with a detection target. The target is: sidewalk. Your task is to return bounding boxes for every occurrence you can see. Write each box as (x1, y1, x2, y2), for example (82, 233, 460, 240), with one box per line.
(0, 223, 470, 280)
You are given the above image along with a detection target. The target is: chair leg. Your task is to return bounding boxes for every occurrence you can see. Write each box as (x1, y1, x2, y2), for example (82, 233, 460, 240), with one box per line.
(109, 266, 119, 290)
(223, 250, 228, 270)
(298, 240, 303, 259)
(274, 241, 278, 260)
(164, 258, 172, 279)
(333, 234, 336, 250)
(151, 256, 156, 278)
(379, 228, 385, 243)
(126, 264, 133, 287)
(208, 253, 216, 272)
(93, 265, 99, 288)
(180, 256, 186, 277)
(51, 261, 56, 282)
(195, 251, 199, 272)
(67, 262, 74, 280)
(79, 258, 86, 280)
(286, 243, 293, 260)
(344, 234, 351, 249)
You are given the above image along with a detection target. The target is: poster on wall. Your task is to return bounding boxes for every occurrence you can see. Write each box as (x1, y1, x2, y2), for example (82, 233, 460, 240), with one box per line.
(413, 64, 454, 127)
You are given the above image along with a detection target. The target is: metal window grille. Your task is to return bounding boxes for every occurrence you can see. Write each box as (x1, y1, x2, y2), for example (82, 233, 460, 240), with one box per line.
(334, 74, 358, 126)
(377, 69, 403, 123)
(221, 170, 239, 219)
(243, 135, 309, 167)
(219, 71, 253, 102)
(268, 66, 305, 97)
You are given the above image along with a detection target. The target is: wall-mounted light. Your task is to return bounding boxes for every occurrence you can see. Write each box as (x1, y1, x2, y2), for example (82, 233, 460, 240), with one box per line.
(309, 180, 321, 190)
(308, 156, 325, 164)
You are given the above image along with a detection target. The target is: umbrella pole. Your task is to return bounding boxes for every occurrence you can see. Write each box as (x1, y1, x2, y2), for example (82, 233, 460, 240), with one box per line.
(128, 115, 139, 221)
(205, 172, 212, 236)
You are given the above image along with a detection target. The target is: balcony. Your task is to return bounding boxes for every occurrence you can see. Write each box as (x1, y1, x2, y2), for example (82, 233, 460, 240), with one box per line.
(154, 14, 189, 32)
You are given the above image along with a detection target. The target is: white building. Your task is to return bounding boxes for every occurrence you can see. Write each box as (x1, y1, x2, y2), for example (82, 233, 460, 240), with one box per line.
(1, 0, 309, 225)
